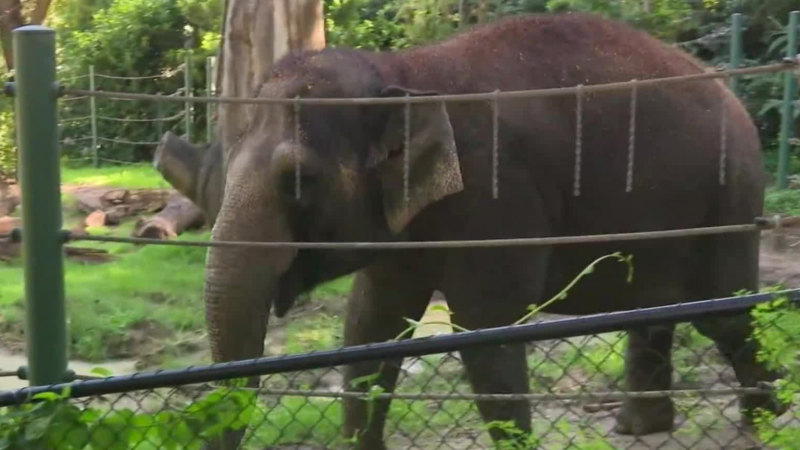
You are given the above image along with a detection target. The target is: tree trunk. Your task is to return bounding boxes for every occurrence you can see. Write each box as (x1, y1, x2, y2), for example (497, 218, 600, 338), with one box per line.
(0, 0, 24, 70)
(132, 194, 205, 240)
(0, 0, 53, 70)
(29, 0, 52, 25)
(216, 0, 325, 168)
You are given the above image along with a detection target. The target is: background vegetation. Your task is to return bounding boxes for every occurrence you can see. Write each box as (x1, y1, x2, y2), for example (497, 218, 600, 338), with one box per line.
(0, 0, 796, 181)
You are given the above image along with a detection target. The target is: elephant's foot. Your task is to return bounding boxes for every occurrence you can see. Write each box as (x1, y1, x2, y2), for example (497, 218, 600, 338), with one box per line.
(614, 397, 674, 435)
(346, 431, 387, 450)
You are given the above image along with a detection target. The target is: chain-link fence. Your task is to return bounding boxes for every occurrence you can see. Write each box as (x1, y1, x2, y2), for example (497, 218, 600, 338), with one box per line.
(56, 56, 217, 168)
(1, 289, 799, 449)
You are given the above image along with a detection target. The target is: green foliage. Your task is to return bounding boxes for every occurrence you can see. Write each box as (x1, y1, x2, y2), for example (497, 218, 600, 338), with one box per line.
(0, 99, 16, 178)
(764, 188, 800, 216)
(60, 162, 170, 189)
(748, 293, 800, 449)
(43, 0, 221, 166)
(0, 386, 257, 449)
(324, 0, 407, 49)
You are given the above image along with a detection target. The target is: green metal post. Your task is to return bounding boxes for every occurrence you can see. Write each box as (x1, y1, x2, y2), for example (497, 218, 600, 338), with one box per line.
(89, 65, 98, 167)
(184, 53, 193, 142)
(777, 11, 799, 190)
(13, 25, 68, 386)
(728, 13, 743, 96)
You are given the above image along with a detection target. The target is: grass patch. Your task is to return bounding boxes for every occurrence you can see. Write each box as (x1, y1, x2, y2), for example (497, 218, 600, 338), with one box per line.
(284, 313, 343, 354)
(0, 212, 356, 362)
(241, 396, 480, 449)
(0, 229, 210, 361)
(764, 187, 800, 216)
(244, 397, 343, 449)
(60, 162, 168, 189)
(310, 276, 354, 298)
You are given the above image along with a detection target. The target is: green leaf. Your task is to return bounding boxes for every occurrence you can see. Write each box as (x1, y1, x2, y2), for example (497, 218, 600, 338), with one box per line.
(349, 372, 380, 388)
(90, 367, 113, 377)
(32, 392, 64, 402)
(24, 416, 52, 441)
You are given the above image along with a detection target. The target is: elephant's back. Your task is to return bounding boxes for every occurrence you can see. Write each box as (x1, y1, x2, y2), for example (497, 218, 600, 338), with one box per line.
(392, 12, 762, 238)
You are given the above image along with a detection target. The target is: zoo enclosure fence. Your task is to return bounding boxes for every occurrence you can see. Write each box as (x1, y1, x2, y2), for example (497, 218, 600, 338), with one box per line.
(1, 11, 800, 449)
(56, 54, 218, 168)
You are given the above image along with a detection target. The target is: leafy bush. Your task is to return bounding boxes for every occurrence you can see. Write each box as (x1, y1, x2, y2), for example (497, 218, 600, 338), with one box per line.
(50, 0, 219, 165)
(0, 385, 257, 449)
(750, 292, 800, 449)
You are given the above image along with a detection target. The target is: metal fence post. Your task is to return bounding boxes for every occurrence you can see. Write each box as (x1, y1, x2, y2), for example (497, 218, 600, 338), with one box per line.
(89, 65, 98, 167)
(13, 25, 68, 386)
(777, 11, 799, 190)
(206, 56, 215, 143)
(728, 13, 743, 95)
(184, 53, 193, 142)
(156, 91, 164, 139)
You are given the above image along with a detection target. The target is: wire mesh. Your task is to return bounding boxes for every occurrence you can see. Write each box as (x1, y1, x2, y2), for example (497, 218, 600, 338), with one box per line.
(1, 315, 796, 450)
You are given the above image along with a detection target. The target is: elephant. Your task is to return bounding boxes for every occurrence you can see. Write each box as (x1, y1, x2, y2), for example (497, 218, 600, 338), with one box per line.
(153, 131, 224, 224)
(202, 12, 787, 449)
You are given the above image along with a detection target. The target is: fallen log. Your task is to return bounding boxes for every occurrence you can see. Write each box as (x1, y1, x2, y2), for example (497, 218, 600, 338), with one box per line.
(64, 246, 115, 264)
(0, 178, 17, 216)
(73, 187, 170, 218)
(132, 194, 205, 240)
(0, 215, 113, 263)
(0, 216, 20, 261)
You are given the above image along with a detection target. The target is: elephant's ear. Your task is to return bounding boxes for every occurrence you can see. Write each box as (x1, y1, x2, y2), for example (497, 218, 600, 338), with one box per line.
(368, 85, 464, 234)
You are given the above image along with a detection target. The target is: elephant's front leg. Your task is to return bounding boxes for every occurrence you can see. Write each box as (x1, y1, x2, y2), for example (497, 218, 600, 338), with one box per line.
(615, 324, 676, 435)
(459, 344, 532, 444)
(342, 259, 435, 450)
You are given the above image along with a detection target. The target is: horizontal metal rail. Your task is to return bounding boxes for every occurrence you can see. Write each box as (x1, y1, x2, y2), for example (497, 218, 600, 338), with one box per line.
(59, 59, 799, 106)
(92, 69, 182, 81)
(97, 136, 160, 146)
(66, 223, 765, 250)
(95, 110, 185, 123)
(0, 288, 796, 407)
(224, 386, 772, 402)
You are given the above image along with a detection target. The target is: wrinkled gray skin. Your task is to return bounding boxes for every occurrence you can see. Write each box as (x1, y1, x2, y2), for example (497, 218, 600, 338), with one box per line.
(203, 13, 786, 450)
(192, 140, 223, 224)
(154, 138, 224, 224)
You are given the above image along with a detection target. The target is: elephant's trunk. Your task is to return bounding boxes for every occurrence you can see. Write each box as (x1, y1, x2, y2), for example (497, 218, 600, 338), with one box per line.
(203, 162, 296, 365)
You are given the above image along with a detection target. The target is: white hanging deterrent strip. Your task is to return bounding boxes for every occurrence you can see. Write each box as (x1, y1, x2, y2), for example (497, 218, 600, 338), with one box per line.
(404, 94, 411, 206)
(492, 90, 500, 199)
(626, 80, 638, 193)
(573, 84, 584, 197)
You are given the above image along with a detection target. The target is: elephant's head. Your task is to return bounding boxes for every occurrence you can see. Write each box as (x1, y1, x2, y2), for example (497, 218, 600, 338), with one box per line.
(203, 50, 464, 364)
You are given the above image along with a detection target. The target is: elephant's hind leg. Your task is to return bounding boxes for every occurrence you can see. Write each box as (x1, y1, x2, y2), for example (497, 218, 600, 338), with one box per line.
(689, 232, 788, 426)
(342, 257, 435, 450)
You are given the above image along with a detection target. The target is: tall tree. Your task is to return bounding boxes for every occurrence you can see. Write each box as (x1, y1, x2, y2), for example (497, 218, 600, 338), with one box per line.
(0, 0, 53, 70)
(216, 0, 325, 170)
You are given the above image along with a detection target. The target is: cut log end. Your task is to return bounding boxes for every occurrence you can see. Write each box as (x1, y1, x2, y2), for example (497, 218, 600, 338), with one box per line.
(132, 195, 205, 241)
